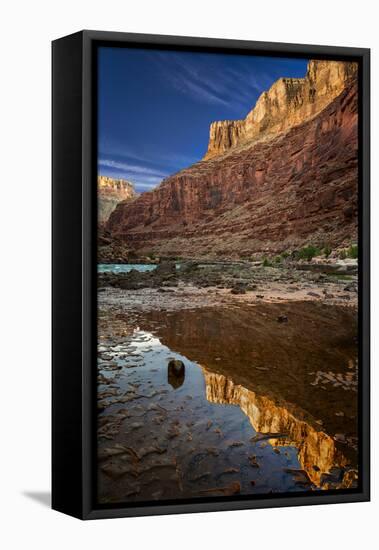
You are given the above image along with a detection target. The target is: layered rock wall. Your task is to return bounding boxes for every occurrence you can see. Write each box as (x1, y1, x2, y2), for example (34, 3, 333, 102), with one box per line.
(98, 176, 138, 225)
(204, 60, 357, 159)
(107, 74, 358, 258)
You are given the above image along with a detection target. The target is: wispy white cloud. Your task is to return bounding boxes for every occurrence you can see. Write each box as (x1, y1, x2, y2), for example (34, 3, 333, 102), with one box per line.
(99, 142, 198, 170)
(98, 157, 168, 193)
(98, 158, 167, 178)
(169, 70, 230, 107)
(99, 143, 148, 164)
(150, 51, 271, 113)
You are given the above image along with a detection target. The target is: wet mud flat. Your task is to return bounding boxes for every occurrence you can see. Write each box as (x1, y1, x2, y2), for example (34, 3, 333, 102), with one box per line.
(97, 296, 358, 505)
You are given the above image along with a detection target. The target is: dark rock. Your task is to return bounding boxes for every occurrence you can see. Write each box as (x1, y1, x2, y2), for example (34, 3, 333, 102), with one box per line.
(167, 359, 185, 389)
(277, 315, 288, 323)
(231, 287, 246, 295)
(179, 262, 198, 273)
(155, 262, 176, 277)
(246, 284, 257, 291)
(248, 455, 260, 468)
(344, 283, 357, 292)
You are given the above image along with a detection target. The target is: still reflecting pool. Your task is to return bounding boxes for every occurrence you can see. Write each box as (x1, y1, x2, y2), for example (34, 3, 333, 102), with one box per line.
(97, 302, 358, 503)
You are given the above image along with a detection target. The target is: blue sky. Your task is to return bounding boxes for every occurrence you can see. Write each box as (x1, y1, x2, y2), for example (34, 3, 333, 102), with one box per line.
(98, 47, 308, 193)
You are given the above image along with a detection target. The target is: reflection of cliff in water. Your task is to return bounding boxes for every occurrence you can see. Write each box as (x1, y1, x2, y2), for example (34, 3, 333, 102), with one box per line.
(141, 301, 358, 488)
(202, 368, 355, 488)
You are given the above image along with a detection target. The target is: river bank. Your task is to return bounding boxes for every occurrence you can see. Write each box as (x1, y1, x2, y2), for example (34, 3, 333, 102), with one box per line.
(98, 259, 358, 311)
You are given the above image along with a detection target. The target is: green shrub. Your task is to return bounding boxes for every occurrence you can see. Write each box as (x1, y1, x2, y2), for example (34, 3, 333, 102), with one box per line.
(262, 257, 271, 267)
(273, 255, 282, 264)
(339, 245, 358, 260)
(281, 251, 290, 260)
(323, 246, 332, 258)
(347, 244, 358, 259)
(296, 245, 321, 261)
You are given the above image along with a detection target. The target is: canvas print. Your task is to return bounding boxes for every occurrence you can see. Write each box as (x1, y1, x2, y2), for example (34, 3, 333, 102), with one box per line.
(96, 47, 359, 505)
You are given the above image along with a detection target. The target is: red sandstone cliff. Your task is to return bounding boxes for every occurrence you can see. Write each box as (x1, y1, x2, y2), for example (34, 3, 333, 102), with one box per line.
(107, 60, 358, 258)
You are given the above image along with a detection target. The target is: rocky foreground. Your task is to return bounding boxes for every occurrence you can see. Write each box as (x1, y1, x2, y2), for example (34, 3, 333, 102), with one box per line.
(98, 259, 358, 312)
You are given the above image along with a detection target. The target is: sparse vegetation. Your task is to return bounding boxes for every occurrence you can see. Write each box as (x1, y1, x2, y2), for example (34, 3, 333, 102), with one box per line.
(328, 273, 353, 281)
(262, 257, 272, 267)
(347, 244, 358, 259)
(295, 245, 321, 262)
(323, 246, 332, 258)
(339, 244, 358, 260)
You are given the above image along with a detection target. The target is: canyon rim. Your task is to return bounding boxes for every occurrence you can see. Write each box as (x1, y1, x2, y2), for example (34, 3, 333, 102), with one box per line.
(96, 48, 359, 506)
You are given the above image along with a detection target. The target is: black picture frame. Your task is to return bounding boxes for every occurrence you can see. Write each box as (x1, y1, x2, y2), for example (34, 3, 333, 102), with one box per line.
(52, 30, 370, 520)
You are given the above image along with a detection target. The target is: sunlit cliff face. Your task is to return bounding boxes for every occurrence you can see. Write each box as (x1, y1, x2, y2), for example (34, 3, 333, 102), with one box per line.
(202, 368, 355, 488)
(204, 60, 358, 160)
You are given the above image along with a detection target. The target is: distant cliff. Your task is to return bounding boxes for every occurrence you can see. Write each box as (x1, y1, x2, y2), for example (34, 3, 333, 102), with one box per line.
(204, 60, 357, 159)
(98, 176, 138, 225)
(107, 60, 358, 258)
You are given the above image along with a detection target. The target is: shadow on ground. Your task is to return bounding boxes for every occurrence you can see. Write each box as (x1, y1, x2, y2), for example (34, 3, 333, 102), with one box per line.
(23, 491, 51, 508)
